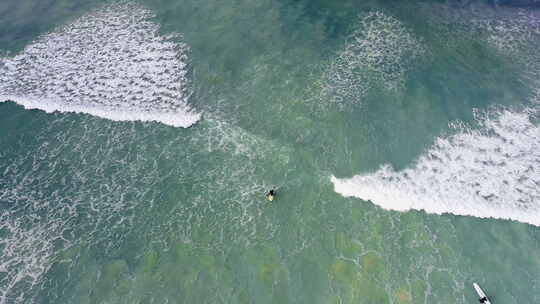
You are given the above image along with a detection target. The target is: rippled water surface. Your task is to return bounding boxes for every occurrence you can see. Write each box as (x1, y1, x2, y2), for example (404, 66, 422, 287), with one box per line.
(1, 0, 539, 303)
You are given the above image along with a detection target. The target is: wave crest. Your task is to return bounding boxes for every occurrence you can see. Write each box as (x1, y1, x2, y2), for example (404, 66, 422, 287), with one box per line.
(332, 109, 540, 226)
(0, 2, 200, 127)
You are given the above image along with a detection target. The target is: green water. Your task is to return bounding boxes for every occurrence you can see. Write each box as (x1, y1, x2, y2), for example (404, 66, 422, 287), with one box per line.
(1, 0, 539, 303)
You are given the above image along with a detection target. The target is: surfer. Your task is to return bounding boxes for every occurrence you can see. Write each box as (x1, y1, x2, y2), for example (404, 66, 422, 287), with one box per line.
(266, 189, 275, 201)
(473, 283, 491, 304)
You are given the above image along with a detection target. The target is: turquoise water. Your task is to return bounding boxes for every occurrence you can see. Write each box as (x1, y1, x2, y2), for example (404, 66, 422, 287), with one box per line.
(1, 0, 539, 303)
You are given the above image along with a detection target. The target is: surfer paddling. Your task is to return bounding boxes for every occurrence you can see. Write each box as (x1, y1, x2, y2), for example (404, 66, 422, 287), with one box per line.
(266, 189, 276, 201)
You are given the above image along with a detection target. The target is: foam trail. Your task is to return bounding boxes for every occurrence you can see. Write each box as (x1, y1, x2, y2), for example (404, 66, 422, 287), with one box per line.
(332, 109, 540, 226)
(0, 117, 176, 303)
(322, 12, 425, 109)
(0, 2, 200, 127)
(0, 216, 57, 304)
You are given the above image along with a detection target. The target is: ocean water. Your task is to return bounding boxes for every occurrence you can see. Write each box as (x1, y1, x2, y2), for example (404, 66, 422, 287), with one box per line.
(0, 0, 539, 303)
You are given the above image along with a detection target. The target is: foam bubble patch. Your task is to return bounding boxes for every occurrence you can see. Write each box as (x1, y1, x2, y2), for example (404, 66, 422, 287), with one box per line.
(0, 2, 200, 127)
(322, 12, 425, 109)
(332, 109, 540, 226)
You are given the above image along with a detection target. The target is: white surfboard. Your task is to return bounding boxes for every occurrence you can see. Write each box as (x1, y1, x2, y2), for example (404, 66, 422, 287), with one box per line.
(473, 283, 491, 304)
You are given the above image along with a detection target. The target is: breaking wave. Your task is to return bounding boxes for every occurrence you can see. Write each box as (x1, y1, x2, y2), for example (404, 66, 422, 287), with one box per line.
(332, 107, 540, 226)
(331, 4, 540, 227)
(0, 2, 200, 127)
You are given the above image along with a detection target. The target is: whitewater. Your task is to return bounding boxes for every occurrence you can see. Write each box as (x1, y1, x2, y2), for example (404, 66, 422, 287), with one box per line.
(0, 2, 200, 128)
(332, 107, 540, 225)
(332, 7, 540, 226)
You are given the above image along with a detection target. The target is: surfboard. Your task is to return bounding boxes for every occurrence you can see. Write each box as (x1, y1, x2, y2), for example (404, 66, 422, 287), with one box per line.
(267, 195, 274, 201)
(473, 283, 491, 304)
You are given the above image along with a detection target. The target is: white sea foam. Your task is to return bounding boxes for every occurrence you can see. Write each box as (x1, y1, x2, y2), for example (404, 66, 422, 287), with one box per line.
(422, 3, 540, 96)
(0, 2, 200, 127)
(322, 12, 425, 109)
(0, 216, 57, 304)
(330, 4, 540, 226)
(151, 114, 292, 249)
(332, 108, 540, 226)
(0, 117, 173, 303)
(423, 4, 540, 56)
(0, 110, 292, 302)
